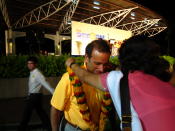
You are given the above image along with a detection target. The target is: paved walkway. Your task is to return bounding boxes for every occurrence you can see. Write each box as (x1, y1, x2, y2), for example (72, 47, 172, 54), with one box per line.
(0, 95, 52, 131)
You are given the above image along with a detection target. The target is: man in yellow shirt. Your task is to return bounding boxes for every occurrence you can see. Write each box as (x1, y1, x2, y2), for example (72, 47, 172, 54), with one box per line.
(50, 39, 116, 131)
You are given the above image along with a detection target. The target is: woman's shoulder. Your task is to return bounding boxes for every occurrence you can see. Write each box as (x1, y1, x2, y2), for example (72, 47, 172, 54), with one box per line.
(106, 70, 123, 85)
(129, 71, 175, 98)
(108, 70, 123, 78)
(129, 71, 165, 82)
(128, 71, 163, 85)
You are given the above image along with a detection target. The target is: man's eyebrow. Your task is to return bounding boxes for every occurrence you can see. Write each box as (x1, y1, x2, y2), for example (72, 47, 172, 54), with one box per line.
(94, 61, 109, 65)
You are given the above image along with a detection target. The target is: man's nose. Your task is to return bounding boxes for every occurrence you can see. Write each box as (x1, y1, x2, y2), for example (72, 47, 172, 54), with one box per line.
(98, 65, 104, 73)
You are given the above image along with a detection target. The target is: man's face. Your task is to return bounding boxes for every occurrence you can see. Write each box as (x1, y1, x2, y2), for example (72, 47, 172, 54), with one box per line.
(27, 61, 36, 71)
(85, 49, 110, 74)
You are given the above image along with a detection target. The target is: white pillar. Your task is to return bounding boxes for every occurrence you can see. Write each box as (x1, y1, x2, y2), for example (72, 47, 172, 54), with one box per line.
(56, 31, 61, 55)
(5, 29, 13, 55)
(45, 32, 71, 56)
(5, 30, 8, 55)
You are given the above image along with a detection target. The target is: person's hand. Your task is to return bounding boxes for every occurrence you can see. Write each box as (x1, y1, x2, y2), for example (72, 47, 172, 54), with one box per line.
(65, 58, 76, 67)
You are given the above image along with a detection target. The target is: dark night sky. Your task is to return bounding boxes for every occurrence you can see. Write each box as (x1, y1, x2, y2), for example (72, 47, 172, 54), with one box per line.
(131, 0, 175, 57)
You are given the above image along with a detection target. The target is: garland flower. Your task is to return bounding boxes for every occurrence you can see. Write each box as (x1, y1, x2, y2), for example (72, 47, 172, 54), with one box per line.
(67, 67, 113, 131)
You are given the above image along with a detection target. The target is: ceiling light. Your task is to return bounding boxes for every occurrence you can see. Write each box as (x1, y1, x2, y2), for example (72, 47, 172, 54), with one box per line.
(64, 0, 76, 4)
(130, 16, 135, 20)
(93, 6, 100, 10)
(93, 1, 100, 5)
(131, 12, 135, 17)
(64, 0, 71, 2)
(155, 24, 159, 26)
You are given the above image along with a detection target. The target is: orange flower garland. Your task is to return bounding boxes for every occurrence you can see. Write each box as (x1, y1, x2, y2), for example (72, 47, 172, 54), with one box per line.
(67, 67, 113, 131)
(99, 92, 113, 130)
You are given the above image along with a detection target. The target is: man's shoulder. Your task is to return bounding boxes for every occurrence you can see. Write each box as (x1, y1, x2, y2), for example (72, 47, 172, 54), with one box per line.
(34, 68, 44, 76)
(33, 68, 41, 73)
(61, 72, 70, 79)
(58, 72, 71, 84)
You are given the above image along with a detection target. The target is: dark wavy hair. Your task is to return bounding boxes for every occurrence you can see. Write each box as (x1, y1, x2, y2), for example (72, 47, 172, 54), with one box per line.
(118, 35, 171, 81)
(27, 56, 38, 64)
(85, 39, 111, 58)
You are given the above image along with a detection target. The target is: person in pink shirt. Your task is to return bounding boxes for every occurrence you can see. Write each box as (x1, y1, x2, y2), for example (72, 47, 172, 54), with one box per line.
(66, 35, 175, 131)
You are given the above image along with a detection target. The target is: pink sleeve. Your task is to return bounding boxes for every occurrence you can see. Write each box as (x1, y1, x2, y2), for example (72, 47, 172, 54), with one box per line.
(100, 72, 109, 91)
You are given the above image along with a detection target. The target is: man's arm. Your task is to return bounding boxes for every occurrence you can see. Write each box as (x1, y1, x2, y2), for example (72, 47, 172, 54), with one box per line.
(40, 79, 54, 94)
(65, 58, 105, 91)
(50, 106, 62, 131)
(36, 70, 54, 94)
(50, 72, 71, 131)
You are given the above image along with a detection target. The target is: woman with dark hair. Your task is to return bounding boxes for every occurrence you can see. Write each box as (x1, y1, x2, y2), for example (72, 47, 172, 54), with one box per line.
(119, 35, 171, 81)
(65, 35, 175, 131)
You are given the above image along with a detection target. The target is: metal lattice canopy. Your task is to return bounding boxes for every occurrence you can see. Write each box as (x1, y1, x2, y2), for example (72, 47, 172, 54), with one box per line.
(0, 0, 167, 37)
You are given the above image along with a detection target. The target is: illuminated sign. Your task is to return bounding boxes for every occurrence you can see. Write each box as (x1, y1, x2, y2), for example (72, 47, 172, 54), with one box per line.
(72, 21, 132, 55)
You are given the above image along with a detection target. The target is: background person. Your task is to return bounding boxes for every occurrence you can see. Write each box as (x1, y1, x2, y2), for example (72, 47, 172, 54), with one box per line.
(19, 56, 54, 131)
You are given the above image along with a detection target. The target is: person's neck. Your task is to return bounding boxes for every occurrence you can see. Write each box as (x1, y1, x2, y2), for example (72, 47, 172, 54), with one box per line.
(30, 68, 37, 72)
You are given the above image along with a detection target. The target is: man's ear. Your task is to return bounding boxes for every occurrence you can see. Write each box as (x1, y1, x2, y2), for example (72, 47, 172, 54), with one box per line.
(84, 54, 89, 63)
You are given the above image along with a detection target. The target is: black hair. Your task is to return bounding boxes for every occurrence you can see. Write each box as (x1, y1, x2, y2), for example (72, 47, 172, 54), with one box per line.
(85, 39, 111, 58)
(119, 35, 171, 81)
(27, 56, 38, 64)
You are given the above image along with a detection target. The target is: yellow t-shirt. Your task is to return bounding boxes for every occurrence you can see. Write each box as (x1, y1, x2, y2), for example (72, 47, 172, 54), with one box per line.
(51, 72, 88, 129)
(51, 72, 103, 130)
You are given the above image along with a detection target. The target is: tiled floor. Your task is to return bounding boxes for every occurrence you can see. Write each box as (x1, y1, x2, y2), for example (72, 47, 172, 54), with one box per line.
(0, 95, 52, 131)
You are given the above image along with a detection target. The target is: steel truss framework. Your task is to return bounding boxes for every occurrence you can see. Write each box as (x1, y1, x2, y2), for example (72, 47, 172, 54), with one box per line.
(116, 19, 167, 37)
(143, 27, 167, 37)
(59, 0, 80, 33)
(61, 7, 167, 37)
(13, 0, 71, 29)
(0, 0, 11, 28)
(61, 7, 137, 34)
(10, 0, 167, 37)
(81, 7, 138, 27)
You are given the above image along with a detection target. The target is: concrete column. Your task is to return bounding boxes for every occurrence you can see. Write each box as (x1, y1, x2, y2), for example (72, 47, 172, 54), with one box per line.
(5, 29, 13, 55)
(55, 31, 61, 55)
(5, 30, 27, 55)
(45, 32, 71, 56)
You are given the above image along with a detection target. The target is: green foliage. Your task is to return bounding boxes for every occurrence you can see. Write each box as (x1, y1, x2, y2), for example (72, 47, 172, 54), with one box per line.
(73, 56, 84, 65)
(0, 55, 122, 78)
(161, 55, 175, 65)
(3, 55, 173, 78)
(38, 55, 70, 77)
(0, 56, 29, 78)
(0, 55, 70, 78)
(109, 56, 120, 65)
